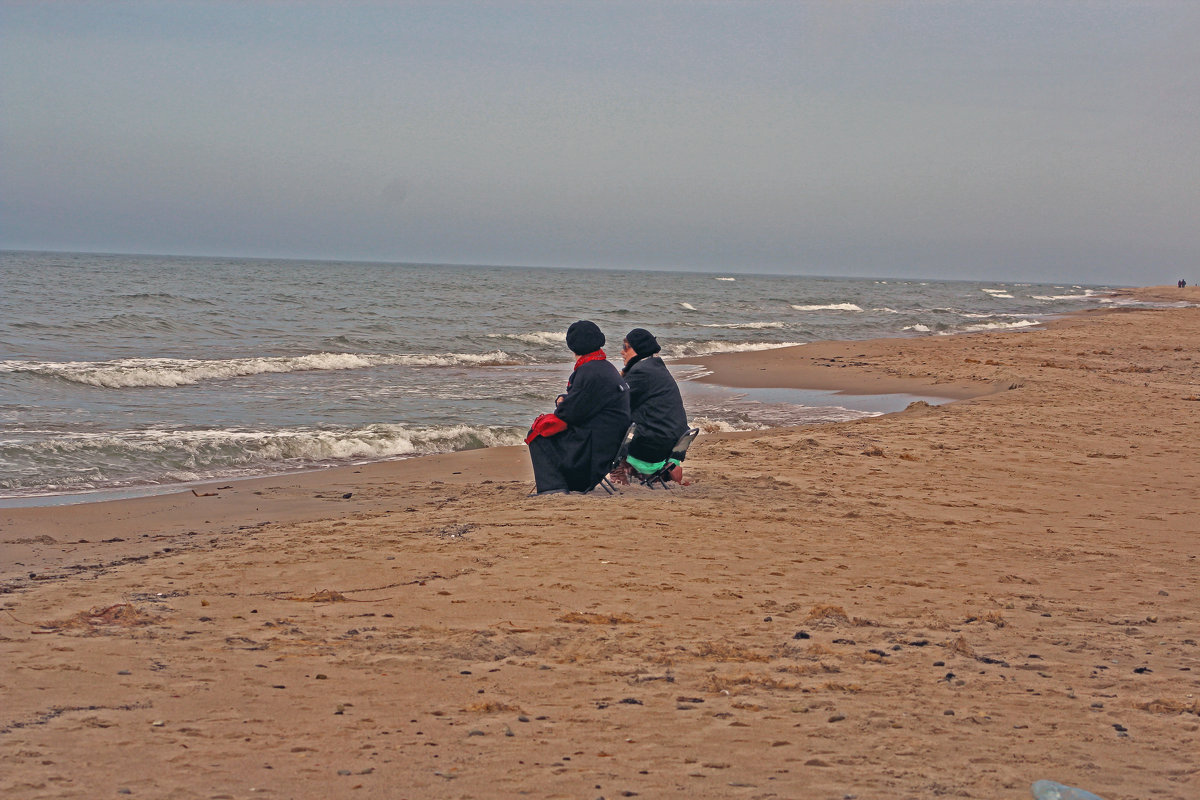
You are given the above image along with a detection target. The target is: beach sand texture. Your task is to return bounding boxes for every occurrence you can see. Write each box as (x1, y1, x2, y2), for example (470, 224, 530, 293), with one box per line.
(2, 287, 1197, 799)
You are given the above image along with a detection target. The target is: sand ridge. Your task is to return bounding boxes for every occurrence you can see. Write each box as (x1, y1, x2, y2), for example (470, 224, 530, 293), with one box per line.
(1, 288, 1197, 799)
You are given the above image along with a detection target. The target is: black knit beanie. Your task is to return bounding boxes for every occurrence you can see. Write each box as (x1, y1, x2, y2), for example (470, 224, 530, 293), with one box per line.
(566, 320, 605, 355)
(625, 328, 660, 357)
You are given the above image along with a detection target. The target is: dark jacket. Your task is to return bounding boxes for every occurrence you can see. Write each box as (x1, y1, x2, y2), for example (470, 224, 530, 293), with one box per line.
(624, 356, 688, 462)
(551, 358, 632, 490)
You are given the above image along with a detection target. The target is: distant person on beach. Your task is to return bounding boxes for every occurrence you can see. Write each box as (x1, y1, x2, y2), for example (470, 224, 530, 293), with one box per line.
(524, 320, 631, 494)
(610, 328, 690, 485)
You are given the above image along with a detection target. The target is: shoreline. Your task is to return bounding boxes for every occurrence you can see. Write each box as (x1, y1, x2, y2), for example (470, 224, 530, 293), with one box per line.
(0, 328, 1005, 574)
(2, 286, 1198, 798)
(0, 349, 966, 515)
(4, 285, 1193, 513)
(3, 286, 1195, 581)
(681, 284, 1199, 399)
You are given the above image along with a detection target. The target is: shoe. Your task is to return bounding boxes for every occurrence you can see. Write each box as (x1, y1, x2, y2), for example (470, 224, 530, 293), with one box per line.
(607, 465, 630, 485)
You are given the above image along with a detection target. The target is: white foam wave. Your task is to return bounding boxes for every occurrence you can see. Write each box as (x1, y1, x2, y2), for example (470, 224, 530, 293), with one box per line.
(0, 423, 527, 494)
(1030, 293, 1096, 301)
(714, 277, 736, 281)
(665, 341, 805, 358)
(689, 416, 765, 433)
(680, 302, 697, 311)
(958, 320, 1040, 332)
(2, 351, 522, 388)
(697, 322, 786, 330)
(790, 303, 863, 312)
(959, 312, 1033, 319)
(981, 288, 1012, 295)
(486, 331, 565, 347)
(903, 324, 932, 332)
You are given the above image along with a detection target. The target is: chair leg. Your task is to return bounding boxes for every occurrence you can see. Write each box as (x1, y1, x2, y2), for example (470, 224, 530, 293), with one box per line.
(648, 467, 675, 490)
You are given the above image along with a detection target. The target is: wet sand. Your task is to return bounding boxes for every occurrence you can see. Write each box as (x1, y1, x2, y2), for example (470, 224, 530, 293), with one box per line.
(1, 286, 1197, 799)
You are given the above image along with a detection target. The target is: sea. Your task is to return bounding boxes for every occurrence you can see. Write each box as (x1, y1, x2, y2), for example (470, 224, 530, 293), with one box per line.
(0, 251, 1134, 505)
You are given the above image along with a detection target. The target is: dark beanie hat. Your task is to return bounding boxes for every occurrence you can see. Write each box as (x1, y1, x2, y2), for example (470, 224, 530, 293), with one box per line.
(566, 320, 605, 355)
(625, 328, 660, 357)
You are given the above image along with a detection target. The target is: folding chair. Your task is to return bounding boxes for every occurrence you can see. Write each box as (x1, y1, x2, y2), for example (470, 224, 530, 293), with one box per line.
(636, 427, 699, 490)
(597, 422, 638, 495)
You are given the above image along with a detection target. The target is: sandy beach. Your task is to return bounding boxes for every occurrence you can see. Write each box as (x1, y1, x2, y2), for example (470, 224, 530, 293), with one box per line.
(2, 286, 1197, 800)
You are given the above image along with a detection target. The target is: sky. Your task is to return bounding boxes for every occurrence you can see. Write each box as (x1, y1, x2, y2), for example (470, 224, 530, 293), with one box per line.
(2, 1, 1198, 285)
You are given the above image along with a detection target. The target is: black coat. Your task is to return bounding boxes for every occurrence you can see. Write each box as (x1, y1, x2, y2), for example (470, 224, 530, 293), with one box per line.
(546, 358, 632, 491)
(624, 356, 688, 462)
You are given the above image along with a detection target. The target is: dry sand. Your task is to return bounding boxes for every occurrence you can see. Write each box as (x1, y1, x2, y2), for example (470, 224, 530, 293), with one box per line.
(1, 286, 1197, 800)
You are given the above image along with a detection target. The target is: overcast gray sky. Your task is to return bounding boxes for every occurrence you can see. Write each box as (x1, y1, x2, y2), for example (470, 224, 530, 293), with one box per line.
(2, 1, 1197, 284)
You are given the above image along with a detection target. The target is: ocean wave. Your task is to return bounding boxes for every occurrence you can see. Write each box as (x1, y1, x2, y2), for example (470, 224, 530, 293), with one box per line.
(790, 303, 864, 312)
(486, 331, 566, 347)
(665, 341, 805, 358)
(0, 351, 524, 389)
(903, 324, 932, 332)
(697, 322, 786, 329)
(958, 319, 1040, 332)
(981, 289, 1015, 299)
(92, 314, 194, 332)
(958, 312, 1034, 319)
(714, 277, 736, 281)
(680, 302, 697, 311)
(11, 317, 174, 333)
(323, 334, 387, 349)
(1030, 292, 1097, 301)
(689, 416, 765, 433)
(0, 423, 526, 496)
(115, 292, 217, 306)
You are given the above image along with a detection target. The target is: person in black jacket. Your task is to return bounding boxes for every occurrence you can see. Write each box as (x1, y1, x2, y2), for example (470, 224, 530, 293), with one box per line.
(525, 320, 631, 494)
(618, 328, 689, 478)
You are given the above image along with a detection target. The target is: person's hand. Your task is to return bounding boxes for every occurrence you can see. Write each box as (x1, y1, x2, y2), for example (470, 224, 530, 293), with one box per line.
(555, 394, 566, 406)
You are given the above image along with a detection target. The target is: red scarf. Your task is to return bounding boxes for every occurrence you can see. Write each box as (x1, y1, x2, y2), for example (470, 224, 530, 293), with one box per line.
(574, 349, 606, 369)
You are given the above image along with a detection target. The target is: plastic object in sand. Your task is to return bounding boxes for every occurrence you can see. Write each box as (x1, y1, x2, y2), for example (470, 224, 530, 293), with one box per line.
(1031, 780, 1106, 800)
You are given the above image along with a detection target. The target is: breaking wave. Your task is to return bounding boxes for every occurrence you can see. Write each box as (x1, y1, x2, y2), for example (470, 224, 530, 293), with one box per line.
(689, 416, 765, 433)
(0, 423, 526, 497)
(664, 341, 805, 358)
(697, 322, 786, 329)
(958, 312, 1033, 319)
(790, 303, 864, 312)
(958, 319, 1040, 332)
(486, 331, 565, 347)
(1, 351, 523, 389)
(1030, 292, 1098, 301)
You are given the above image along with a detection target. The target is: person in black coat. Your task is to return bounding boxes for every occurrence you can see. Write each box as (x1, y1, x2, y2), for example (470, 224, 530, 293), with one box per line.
(620, 328, 689, 465)
(525, 320, 631, 494)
